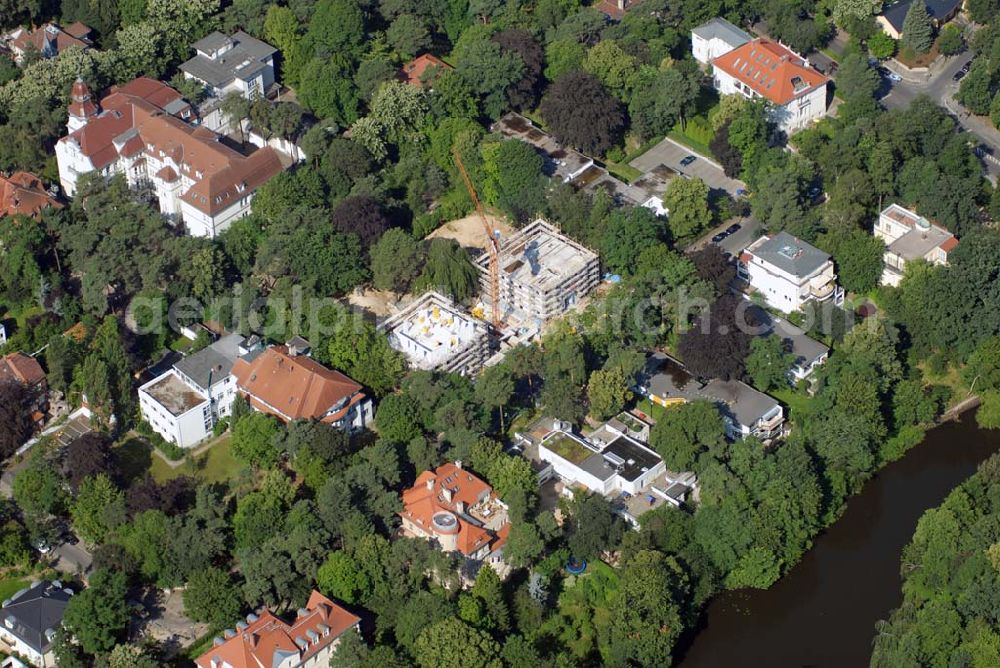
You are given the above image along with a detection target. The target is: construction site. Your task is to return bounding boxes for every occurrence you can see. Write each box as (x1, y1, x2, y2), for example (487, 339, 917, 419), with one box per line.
(380, 291, 491, 376)
(475, 218, 600, 328)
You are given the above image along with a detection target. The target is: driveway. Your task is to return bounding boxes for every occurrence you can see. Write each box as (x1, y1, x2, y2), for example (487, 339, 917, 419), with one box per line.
(687, 217, 761, 254)
(52, 541, 92, 577)
(629, 137, 746, 198)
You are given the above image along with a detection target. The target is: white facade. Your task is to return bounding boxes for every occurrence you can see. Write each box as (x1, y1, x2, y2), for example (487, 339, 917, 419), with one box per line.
(738, 233, 841, 314)
(537, 428, 666, 497)
(875, 203, 956, 287)
(139, 369, 237, 448)
(713, 68, 828, 134)
(691, 18, 752, 65)
(181, 31, 276, 101)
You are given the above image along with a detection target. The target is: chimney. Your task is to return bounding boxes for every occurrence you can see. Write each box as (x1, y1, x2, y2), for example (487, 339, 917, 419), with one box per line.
(443, 487, 454, 503)
(617, 0, 625, 10)
(454, 460, 463, 470)
(426, 476, 436, 491)
(456, 501, 465, 514)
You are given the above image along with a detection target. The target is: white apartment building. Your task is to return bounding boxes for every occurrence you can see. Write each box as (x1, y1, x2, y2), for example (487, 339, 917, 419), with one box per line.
(738, 231, 842, 314)
(139, 334, 254, 448)
(709, 38, 829, 135)
(181, 31, 276, 101)
(691, 17, 752, 65)
(55, 77, 283, 238)
(875, 203, 958, 287)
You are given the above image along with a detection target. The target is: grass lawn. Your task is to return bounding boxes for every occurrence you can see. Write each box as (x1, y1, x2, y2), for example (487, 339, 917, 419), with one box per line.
(0, 577, 30, 602)
(116, 433, 242, 485)
(667, 129, 712, 157)
(606, 160, 642, 183)
(772, 387, 815, 421)
(918, 362, 972, 405)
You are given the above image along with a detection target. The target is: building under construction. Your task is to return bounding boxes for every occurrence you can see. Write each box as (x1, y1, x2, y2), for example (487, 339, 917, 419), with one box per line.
(380, 291, 491, 376)
(476, 219, 600, 325)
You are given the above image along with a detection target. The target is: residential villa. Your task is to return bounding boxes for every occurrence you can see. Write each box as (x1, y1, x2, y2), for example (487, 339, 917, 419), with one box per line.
(230, 339, 373, 430)
(0, 580, 73, 667)
(139, 333, 255, 448)
(2, 22, 91, 64)
(749, 305, 830, 383)
(636, 353, 787, 442)
(0, 352, 48, 428)
(738, 231, 843, 314)
(875, 203, 957, 287)
(878, 0, 963, 40)
(709, 38, 829, 134)
(55, 77, 284, 238)
(399, 462, 510, 564)
(0, 172, 61, 220)
(691, 17, 752, 66)
(398, 54, 452, 88)
(195, 591, 360, 668)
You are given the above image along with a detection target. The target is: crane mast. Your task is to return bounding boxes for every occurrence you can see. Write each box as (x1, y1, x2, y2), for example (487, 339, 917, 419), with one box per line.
(452, 148, 501, 330)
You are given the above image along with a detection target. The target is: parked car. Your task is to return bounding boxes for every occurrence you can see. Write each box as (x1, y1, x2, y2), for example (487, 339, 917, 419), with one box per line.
(807, 185, 823, 200)
(726, 223, 741, 234)
(680, 155, 697, 167)
(34, 539, 50, 555)
(735, 187, 748, 198)
(953, 69, 968, 82)
(711, 232, 728, 243)
(962, 60, 973, 72)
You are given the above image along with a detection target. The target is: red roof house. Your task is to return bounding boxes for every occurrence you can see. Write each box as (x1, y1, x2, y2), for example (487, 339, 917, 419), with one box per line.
(399, 54, 452, 87)
(194, 591, 360, 668)
(0, 171, 61, 220)
(4, 23, 91, 63)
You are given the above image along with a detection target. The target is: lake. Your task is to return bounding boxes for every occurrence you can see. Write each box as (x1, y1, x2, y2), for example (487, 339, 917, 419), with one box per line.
(678, 412, 1000, 667)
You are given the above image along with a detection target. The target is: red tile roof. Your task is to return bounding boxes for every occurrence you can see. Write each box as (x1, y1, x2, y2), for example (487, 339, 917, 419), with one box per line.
(400, 463, 505, 557)
(194, 591, 359, 668)
(712, 39, 828, 106)
(60, 77, 282, 215)
(8, 23, 90, 56)
(399, 54, 452, 87)
(231, 346, 366, 423)
(940, 237, 959, 252)
(0, 171, 61, 220)
(0, 353, 46, 388)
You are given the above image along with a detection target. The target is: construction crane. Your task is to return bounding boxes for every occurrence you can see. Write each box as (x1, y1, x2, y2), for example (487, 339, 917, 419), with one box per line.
(453, 148, 501, 330)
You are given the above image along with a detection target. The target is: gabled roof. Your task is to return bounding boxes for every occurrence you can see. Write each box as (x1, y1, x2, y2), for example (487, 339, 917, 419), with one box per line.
(0, 581, 73, 654)
(712, 39, 828, 106)
(6, 23, 90, 57)
(399, 54, 452, 87)
(0, 171, 61, 220)
(194, 591, 359, 668)
(0, 352, 46, 388)
(880, 0, 962, 32)
(231, 346, 365, 423)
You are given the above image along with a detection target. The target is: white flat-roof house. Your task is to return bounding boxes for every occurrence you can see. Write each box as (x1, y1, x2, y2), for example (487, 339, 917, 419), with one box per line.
(738, 231, 843, 314)
(180, 31, 276, 100)
(875, 203, 958, 287)
(709, 38, 830, 135)
(748, 304, 829, 383)
(139, 333, 255, 448)
(55, 77, 283, 238)
(691, 17, 752, 65)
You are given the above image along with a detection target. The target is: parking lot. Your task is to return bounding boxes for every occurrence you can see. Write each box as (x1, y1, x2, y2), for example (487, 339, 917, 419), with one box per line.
(629, 137, 745, 198)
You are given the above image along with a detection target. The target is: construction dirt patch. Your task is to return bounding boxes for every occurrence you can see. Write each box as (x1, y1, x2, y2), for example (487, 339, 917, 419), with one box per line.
(427, 213, 514, 252)
(347, 287, 400, 318)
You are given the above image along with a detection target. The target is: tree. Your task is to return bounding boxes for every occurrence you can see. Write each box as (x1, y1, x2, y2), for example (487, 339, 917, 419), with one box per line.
(745, 335, 794, 392)
(958, 60, 994, 116)
(371, 229, 424, 293)
(868, 31, 897, 60)
(493, 29, 544, 110)
(476, 365, 515, 433)
(835, 53, 880, 119)
(317, 550, 369, 604)
(375, 394, 424, 443)
(106, 644, 160, 668)
(628, 65, 701, 141)
(387, 14, 431, 60)
(12, 454, 64, 522)
(583, 40, 636, 99)
(326, 319, 405, 397)
(71, 474, 126, 544)
(567, 493, 624, 560)
(231, 413, 281, 469)
(183, 567, 243, 628)
(662, 177, 713, 241)
(62, 569, 130, 655)
(678, 294, 759, 381)
(466, 564, 510, 631)
(544, 39, 585, 81)
(296, 57, 360, 126)
(901, 1, 933, 54)
(0, 381, 33, 459)
(600, 207, 666, 277)
(331, 195, 390, 251)
(306, 0, 366, 58)
(937, 24, 964, 56)
(453, 37, 524, 118)
(968, 0, 1000, 23)
(833, 0, 881, 26)
(649, 400, 727, 470)
(608, 550, 685, 665)
(481, 139, 546, 224)
(587, 366, 632, 421)
(691, 245, 736, 294)
(540, 71, 625, 155)
(820, 230, 884, 294)
(415, 239, 478, 302)
(63, 432, 113, 491)
(963, 337, 1000, 392)
(414, 617, 503, 668)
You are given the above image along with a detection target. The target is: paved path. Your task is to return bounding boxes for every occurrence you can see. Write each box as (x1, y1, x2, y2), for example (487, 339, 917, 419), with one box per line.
(629, 137, 745, 198)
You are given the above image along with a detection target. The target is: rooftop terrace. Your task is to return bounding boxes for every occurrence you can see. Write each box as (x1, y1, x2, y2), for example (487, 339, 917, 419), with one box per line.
(142, 371, 205, 417)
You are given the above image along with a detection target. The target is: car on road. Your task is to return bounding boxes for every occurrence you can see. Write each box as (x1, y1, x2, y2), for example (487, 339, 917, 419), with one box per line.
(953, 69, 968, 82)
(680, 155, 697, 167)
(876, 66, 902, 82)
(711, 232, 728, 243)
(962, 60, 973, 72)
(34, 539, 51, 554)
(726, 223, 741, 235)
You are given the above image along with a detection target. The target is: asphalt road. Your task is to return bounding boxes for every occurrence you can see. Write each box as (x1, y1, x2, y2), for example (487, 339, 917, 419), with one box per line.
(630, 137, 746, 198)
(880, 48, 1000, 176)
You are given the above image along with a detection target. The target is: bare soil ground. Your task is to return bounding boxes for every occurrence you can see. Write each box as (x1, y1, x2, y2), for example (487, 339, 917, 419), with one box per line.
(427, 213, 513, 252)
(347, 287, 400, 318)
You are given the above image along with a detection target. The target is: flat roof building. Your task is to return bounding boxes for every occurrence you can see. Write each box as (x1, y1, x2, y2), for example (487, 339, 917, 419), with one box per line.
(738, 231, 843, 314)
(875, 203, 957, 287)
(476, 219, 600, 325)
(381, 291, 491, 376)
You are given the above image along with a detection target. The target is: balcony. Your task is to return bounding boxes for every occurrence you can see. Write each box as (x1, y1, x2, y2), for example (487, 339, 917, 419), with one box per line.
(809, 280, 835, 300)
